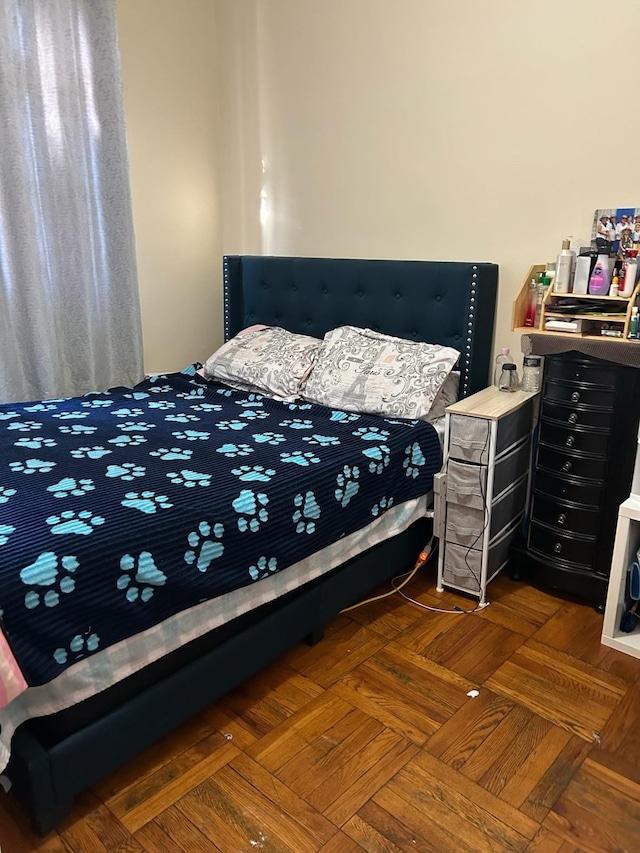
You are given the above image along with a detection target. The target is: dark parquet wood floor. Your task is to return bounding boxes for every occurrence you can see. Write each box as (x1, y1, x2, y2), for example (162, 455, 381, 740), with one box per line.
(2, 567, 640, 852)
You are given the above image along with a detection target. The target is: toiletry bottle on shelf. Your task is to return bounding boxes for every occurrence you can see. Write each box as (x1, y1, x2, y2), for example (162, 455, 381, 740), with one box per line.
(536, 275, 550, 325)
(621, 250, 638, 298)
(554, 239, 574, 293)
(494, 348, 511, 386)
(498, 363, 519, 392)
(573, 251, 593, 294)
(521, 356, 542, 392)
(588, 251, 612, 295)
(524, 278, 538, 326)
(611, 269, 620, 298)
(629, 306, 639, 339)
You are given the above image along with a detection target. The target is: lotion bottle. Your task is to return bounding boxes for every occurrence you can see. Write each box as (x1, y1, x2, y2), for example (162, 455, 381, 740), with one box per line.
(588, 252, 611, 295)
(553, 239, 574, 293)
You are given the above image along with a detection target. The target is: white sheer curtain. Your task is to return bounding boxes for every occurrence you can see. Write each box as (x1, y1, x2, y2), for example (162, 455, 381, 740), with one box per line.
(0, 0, 143, 404)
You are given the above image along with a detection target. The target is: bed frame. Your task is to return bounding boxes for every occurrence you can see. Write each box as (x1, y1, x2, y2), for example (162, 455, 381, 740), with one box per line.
(6, 255, 498, 834)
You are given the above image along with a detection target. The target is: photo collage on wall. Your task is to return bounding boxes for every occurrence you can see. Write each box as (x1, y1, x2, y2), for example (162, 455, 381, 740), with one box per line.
(591, 207, 640, 254)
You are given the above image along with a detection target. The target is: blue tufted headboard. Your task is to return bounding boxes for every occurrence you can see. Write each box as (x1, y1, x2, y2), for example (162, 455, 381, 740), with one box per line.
(223, 255, 498, 398)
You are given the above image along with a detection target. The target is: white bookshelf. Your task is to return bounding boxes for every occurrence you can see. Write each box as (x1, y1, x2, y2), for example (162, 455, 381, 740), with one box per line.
(601, 498, 640, 659)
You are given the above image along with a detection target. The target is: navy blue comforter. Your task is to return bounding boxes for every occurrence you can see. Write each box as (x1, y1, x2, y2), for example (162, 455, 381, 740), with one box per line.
(0, 367, 441, 685)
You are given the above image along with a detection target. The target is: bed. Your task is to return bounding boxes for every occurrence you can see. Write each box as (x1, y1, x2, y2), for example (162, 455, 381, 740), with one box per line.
(0, 254, 497, 834)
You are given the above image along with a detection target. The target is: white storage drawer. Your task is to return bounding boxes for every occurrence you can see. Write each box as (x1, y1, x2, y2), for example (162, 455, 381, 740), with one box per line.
(437, 388, 536, 604)
(445, 474, 528, 549)
(442, 519, 521, 593)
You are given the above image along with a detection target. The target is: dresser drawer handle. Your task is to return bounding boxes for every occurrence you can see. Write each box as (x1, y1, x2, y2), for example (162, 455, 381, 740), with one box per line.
(571, 391, 580, 403)
(557, 513, 566, 525)
(565, 436, 575, 447)
(554, 542, 562, 554)
(568, 413, 578, 424)
(562, 461, 572, 472)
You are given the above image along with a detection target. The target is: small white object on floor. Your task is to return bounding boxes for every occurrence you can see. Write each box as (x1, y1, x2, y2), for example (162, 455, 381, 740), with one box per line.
(466, 689, 480, 698)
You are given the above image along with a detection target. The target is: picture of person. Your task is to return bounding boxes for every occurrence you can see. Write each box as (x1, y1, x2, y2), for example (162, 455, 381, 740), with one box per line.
(592, 208, 640, 250)
(596, 215, 610, 241)
(620, 227, 633, 252)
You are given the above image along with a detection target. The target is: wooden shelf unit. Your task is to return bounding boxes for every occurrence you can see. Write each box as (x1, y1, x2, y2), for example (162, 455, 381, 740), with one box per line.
(513, 263, 640, 342)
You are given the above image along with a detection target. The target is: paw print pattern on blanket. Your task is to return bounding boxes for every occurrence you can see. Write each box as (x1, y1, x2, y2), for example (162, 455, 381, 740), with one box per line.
(164, 413, 200, 424)
(285, 402, 312, 411)
(117, 421, 155, 432)
(302, 434, 340, 447)
(177, 388, 206, 400)
(184, 521, 224, 571)
(54, 632, 100, 664)
(14, 436, 57, 450)
(106, 463, 146, 482)
(121, 491, 173, 514)
(0, 524, 15, 545)
(149, 447, 193, 461)
(46, 510, 105, 535)
(190, 402, 222, 413)
(111, 407, 144, 418)
(71, 446, 112, 459)
(235, 395, 264, 407)
(231, 465, 275, 483)
(80, 398, 113, 408)
(330, 411, 360, 424)
(52, 411, 89, 420)
(10, 458, 56, 475)
(249, 556, 278, 581)
(240, 409, 269, 421)
(0, 411, 19, 420)
(216, 443, 253, 458)
(252, 432, 285, 445)
(59, 424, 97, 435)
(166, 469, 211, 488)
(147, 400, 176, 411)
(215, 420, 247, 431)
(47, 477, 95, 498)
(403, 442, 426, 479)
(147, 384, 172, 394)
(118, 552, 167, 602)
(362, 445, 391, 475)
(293, 491, 320, 534)
(372, 496, 394, 517)
(0, 486, 17, 504)
(20, 552, 78, 608)
(23, 403, 57, 413)
(335, 465, 360, 507)
(172, 429, 211, 441)
(353, 425, 390, 442)
(279, 419, 313, 430)
(7, 420, 43, 432)
(233, 489, 269, 532)
(280, 450, 320, 467)
(109, 435, 147, 447)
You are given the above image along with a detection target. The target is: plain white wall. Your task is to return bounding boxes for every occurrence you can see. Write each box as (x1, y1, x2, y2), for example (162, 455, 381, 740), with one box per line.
(220, 0, 640, 367)
(118, 0, 640, 373)
(117, 0, 221, 373)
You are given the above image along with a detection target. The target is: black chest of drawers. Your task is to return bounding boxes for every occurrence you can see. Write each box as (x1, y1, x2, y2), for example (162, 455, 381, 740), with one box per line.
(510, 351, 640, 608)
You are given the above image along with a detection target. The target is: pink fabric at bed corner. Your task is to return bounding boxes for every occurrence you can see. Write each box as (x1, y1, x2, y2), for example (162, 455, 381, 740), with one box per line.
(0, 630, 28, 709)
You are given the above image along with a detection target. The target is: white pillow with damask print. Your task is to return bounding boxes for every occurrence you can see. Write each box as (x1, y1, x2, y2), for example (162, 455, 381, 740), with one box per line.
(302, 326, 460, 420)
(203, 325, 321, 400)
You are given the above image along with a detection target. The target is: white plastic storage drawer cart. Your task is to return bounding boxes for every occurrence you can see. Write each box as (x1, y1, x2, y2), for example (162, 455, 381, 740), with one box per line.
(437, 386, 537, 605)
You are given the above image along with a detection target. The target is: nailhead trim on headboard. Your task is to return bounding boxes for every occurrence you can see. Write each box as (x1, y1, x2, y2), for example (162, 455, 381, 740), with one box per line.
(221, 256, 497, 398)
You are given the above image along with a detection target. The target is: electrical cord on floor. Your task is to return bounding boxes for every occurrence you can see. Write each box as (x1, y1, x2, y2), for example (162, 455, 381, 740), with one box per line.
(340, 537, 486, 615)
(340, 538, 435, 613)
